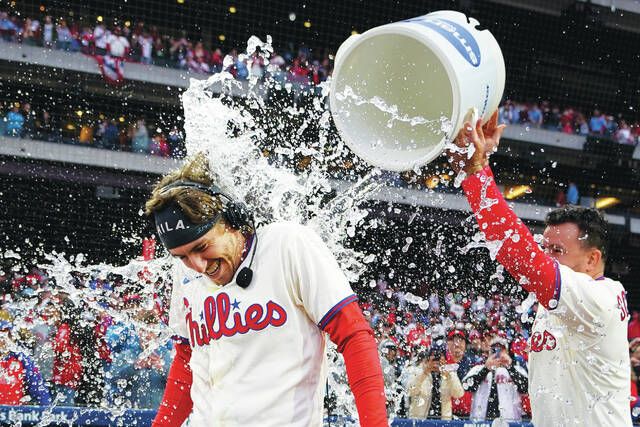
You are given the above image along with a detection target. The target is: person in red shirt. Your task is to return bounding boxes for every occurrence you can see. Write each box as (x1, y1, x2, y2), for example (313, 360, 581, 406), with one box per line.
(51, 302, 83, 405)
(0, 320, 51, 406)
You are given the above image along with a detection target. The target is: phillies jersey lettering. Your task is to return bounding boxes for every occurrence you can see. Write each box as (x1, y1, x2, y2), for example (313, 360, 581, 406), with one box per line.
(528, 264, 631, 426)
(168, 222, 356, 426)
(185, 292, 288, 347)
(530, 330, 556, 352)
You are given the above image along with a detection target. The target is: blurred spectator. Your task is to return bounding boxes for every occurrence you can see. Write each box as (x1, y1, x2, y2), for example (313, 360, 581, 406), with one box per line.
(566, 182, 580, 205)
(4, 104, 24, 137)
(615, 120, 634, 145)
(107, 27, 130, 58)
(541, 102, 559, 130)
(51, 300, 83, 405)
(138, 31, 154, 65)
(462, 333, 528, 421)
(132, 310, 171, 408)
(187, 41, 210, 73)
(131, 119, 150, 153)
(93, 22, 108, 55)
(101, 119, 120, 149)
(150, 132, 170, 157)
(34, 109, 56, 141)
(380, 339, 402, 391)
(78, 122, 94, 145)
(210, 48, 224, 73)
(0, 11, 18, 41)
(527, 103, 543, 128)
(446, 329, 475, 379)
(560, 107, 575, 134)
(21, 102, 36, 139)
(21, 18, 40, 46)
(0, 320, 51, 406)
(55, 19, 73, 51)
(467, 330, 485, 360)
(576, 113, 589, 135)
(170, 31, 189, 68)
(42, 15, 54, 48)
(629, 312, 640, 341)
(407, 347, 464, 420)
(104, 298, 143, 407)
(589, 109, 607, 134)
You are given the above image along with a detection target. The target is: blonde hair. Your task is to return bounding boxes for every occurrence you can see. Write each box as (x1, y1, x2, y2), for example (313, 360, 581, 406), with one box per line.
(145, 152, 223, 224)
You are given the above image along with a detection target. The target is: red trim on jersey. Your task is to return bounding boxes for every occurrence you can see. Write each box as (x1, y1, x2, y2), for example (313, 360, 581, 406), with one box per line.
(318, 294, 358, 329)
(461, 166, 558, 309)
(323, 301, 388, 427)
(152, 342, 193, 427)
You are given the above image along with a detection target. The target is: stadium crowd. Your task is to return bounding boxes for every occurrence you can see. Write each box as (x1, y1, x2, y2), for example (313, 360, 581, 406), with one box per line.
(2, 263, 640, 422)
(1, 8, 640, 154)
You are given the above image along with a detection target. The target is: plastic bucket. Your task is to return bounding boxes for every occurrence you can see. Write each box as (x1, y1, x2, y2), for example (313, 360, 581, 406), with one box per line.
(329, 10, 505, 171)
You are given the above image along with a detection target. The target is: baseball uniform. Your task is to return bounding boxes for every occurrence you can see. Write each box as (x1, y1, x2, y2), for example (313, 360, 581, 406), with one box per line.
(167, 222, 356, 426)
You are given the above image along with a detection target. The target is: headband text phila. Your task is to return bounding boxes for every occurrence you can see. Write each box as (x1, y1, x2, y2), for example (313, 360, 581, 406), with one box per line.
(156, 219, 187, 236)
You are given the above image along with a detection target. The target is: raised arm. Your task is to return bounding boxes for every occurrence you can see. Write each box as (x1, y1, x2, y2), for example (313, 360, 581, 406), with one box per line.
(447, 112, 558, 308)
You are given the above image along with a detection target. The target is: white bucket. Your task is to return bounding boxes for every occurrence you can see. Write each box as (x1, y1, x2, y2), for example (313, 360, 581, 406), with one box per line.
(329, 10, 505, 172)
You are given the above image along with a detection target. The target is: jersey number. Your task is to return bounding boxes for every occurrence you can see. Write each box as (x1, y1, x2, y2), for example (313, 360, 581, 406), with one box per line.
(618, 291, 629, 321)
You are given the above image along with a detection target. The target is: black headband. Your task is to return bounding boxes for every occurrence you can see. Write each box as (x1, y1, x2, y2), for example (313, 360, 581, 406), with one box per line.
(154, 203, 220, 249)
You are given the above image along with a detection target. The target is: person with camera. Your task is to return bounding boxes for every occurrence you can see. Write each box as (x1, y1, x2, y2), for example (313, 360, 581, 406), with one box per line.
(462, 332, 528, 421)
(406, 344, 464, 420)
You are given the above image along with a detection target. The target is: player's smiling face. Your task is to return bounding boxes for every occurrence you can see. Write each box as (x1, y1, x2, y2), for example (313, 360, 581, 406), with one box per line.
(542, 223, 594, 274)
(170, 220, 245, 286)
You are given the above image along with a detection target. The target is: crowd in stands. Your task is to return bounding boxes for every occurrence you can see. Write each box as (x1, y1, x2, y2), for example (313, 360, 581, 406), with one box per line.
(2, 9, 639, 157)
(352, 283, 534, 421)
(0, 266, 171, 409)
(0, 100, 186, 158)
(4, 262, 638, 422)
(499, 100, 640, 145)
(0, 9, 332, 85)
(499, 101, 640, 145)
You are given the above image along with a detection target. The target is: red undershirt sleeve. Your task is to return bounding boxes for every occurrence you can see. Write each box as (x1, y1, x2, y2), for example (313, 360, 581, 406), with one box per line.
(323, 301, 389, 427)
(152, 342, 193, 427)
(461, 166, 559, 308)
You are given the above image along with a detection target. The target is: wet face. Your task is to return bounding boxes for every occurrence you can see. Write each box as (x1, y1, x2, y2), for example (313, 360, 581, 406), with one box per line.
(542, 223, 602, 276)
(170, 221, 245, 286)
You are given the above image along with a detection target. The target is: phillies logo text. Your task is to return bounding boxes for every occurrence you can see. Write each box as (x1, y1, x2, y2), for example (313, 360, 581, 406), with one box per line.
(530, 330, 556, 352)
(186, 292, 287, 347)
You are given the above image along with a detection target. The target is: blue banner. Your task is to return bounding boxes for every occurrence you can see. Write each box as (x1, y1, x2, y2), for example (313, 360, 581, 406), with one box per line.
(0, 406, 535, 427)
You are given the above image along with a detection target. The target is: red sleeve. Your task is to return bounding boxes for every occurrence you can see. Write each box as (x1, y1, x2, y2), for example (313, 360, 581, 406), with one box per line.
(461, 166, 559, 308)
(323, 301, 388, 427)
(152, 342, 193, 427)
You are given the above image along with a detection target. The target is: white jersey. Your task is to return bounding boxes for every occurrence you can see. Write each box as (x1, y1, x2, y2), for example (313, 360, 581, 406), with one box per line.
(528, 264, 631, 426)
(168, 222, 355, 427)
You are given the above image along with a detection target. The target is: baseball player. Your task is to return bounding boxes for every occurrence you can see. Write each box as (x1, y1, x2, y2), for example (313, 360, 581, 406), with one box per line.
(447, 111, 631, 426)
(146, 153, 387, 426)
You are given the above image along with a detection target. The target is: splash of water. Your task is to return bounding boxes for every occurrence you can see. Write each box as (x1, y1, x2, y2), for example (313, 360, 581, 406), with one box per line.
(335, 85, 452, 134)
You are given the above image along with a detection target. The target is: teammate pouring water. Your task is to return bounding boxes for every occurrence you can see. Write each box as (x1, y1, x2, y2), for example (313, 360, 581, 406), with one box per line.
(447, 111, 632, 426)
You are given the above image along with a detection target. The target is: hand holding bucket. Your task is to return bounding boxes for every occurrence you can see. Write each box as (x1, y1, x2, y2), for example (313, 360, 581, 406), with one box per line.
(329, 10, 505, 172)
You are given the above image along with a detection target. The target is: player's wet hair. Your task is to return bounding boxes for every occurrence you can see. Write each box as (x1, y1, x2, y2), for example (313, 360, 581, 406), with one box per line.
(545, 205, 609, 261)
(145, 152, 222, 224)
